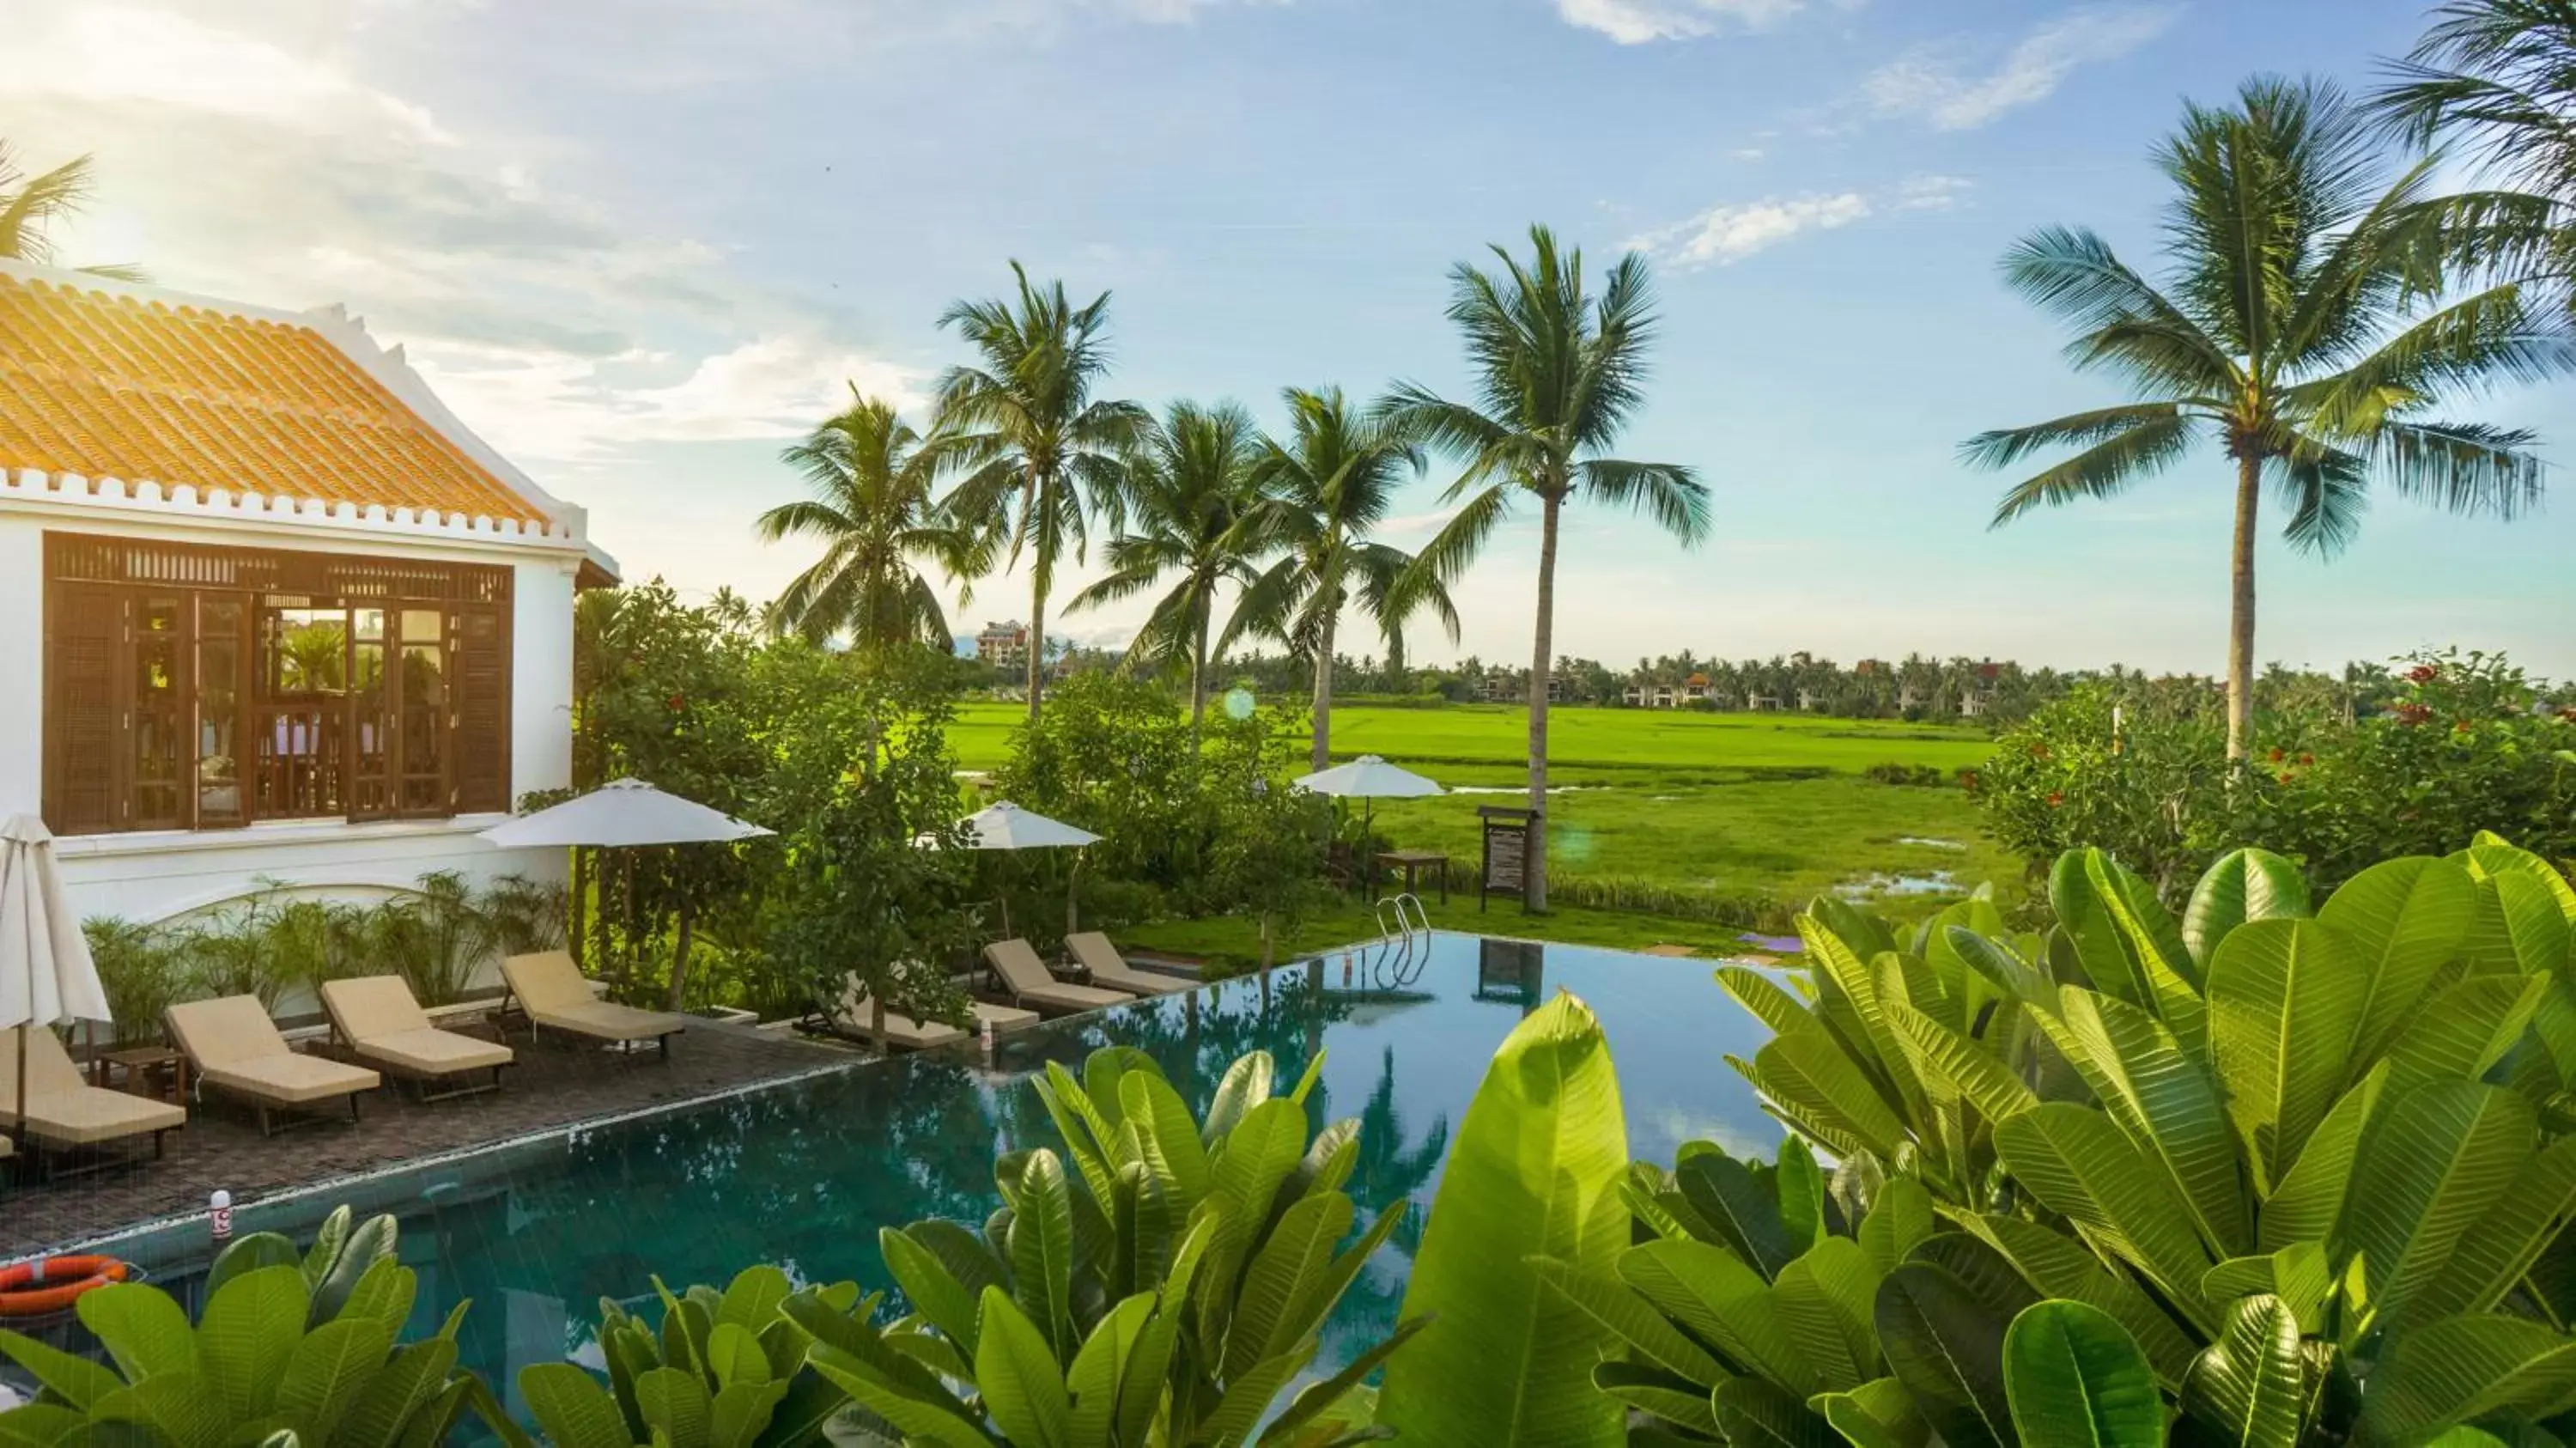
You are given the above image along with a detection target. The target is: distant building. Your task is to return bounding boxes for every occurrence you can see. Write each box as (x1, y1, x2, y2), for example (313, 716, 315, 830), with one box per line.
(1798, 688, 1825, 712)
(1747, 693, 1783, 713)
(977, 620, 1030, 669)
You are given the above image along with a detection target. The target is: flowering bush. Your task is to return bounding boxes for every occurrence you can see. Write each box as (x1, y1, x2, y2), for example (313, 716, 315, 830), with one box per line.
(1978, 649, 2576, 899)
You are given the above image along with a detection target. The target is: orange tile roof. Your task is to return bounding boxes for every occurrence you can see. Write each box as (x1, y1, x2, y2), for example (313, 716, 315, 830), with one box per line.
(0, 271, 546, 525)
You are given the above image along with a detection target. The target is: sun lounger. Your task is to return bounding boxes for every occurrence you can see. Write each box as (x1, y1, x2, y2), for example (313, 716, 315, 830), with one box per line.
(822, 980, 1040, 1051)
(983, 938, 1135, 1014)
(0, 1025, 185, 1171)
(164, 996, 380, 1137)
(320, 976, 513, 1100)
(501, 952, 687, 1058)
(1063, 933, 1198, 996)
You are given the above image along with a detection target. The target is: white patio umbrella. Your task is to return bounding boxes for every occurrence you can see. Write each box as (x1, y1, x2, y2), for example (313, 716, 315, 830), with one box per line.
(2, 815, 111, 1146)
(479, 779, 772, 1010)
(477, 777, 772, 849)
(1294, 755, 1443, 873)
(927, 801, 1101, 936)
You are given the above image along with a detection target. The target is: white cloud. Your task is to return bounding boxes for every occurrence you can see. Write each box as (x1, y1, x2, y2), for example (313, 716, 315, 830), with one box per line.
(1862, 5, 2179, 130)
(1626, 173, 1965, 268)
(1557, 0, 1835, 45)
(0, 3, 920, 473)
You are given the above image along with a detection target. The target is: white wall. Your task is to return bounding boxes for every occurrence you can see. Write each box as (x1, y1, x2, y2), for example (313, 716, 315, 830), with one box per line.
(0, 513, 47, 821)
(1, 507, 580, 940)
(511, 557, 578, 806)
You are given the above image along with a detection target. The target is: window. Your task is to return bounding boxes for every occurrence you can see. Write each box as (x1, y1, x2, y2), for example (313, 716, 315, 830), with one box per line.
(42, 533, 513, 836)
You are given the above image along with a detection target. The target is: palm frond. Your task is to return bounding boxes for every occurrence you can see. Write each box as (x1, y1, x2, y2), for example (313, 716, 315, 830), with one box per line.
(2366, 417, 2549, 520)
(1988, 414, 2197, 528)
(1579, 458, 1711, 546)
(1960, 403, 2192, 471)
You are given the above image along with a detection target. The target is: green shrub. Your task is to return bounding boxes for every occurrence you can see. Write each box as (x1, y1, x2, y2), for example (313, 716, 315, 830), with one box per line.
(1862, 761, 1947, 788)
(1978, 650, 2576, 901)
(81, 917, 191, 1049)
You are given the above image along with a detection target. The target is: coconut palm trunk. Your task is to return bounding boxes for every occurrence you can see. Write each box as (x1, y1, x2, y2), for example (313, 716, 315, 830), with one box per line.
(1190, 611, 1212, 734)
(1027, 557, 1047, 723)
(2227, 451, 2261, 762)
(1525, 491, 1561, 911)
(1310, 605, 1337, 773)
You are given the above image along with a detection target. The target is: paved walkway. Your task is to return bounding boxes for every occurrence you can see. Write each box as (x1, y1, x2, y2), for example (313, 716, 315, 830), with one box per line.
(3, 1020, 852, 1260)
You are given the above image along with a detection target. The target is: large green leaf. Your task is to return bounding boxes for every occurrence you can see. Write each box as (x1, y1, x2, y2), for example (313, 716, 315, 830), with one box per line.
(1953, 1214, 2200, 1388)
(1712, 1377, 1837, 1448)
(2206, 918, 2367, 1188)
(1007, 1150, 1078, 1361)
(0, 1328, 125, 1411)
(76, 1283, 197, 1384)
(2385, 975, 2548, 1097)
(2001, 1300, 2161, 1448)
(1376, 993, 1629, 1448)
(1674, 1151, 1798, 1281)
(196, 1265, 310, 1422)
(1812, 1376, 1929, 1448)
(1772, 1238, 1884, 1394)
(1223, 1190, 1354, 1378)
(2362, 1314, 2576, 1441)
(2184, 849, 2311, 972)
(2178, 1294, 2306, 1447)
(1874, 1262, 2014, 1448)
(2257, 1063, 2388, 1253)
(1991, 1103, 2215, 1327)
(520, 1364, 633, 1448)
(272, 1314, 398, 1444)
(2492, 868, 2574, 976)
(1619, 1238, 1808, 1391)
(879, 1227, 983, 1359)
(974, 1288, 1072, 1448)
(2403, 1135, 2576, 1324)
(1529, 1258, 1725, 1387)
(2338, 1081, 2539, 1324)
(1119, 1068, 1212, 1210)
(1749, 1029, 1911, 1163)
(2034, 989, 2248, 1258)
(2316, 855, 2479, 1067)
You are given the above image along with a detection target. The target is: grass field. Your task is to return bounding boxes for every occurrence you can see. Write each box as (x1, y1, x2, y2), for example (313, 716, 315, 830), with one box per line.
(953, 701, 2020, 962)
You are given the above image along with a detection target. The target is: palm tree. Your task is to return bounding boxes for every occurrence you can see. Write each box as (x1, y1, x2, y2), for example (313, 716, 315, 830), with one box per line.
(1966, 76, 2561, 764)
(1383, 226, 1709, 910)
(756, 390, 963, 653)
(1066, 399, 1266, 732)
(1229, 386, 1459, 773)
(2373, 0, 2576, 306)
(933, 264, 1151, 721)
(0, 142, 143, 279)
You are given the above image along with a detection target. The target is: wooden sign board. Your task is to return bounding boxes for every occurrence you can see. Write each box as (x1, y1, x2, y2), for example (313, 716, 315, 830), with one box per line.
(1478, 805, 1538, 912)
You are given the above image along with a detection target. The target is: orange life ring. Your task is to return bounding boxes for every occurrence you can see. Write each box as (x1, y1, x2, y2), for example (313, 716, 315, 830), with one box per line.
(0, 1256, 131, 1317)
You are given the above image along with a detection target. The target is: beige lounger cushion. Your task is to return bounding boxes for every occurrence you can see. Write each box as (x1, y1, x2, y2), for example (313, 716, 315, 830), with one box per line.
(504, 952, 690, 1043)
(1064, 933, 1195, 995)
(984, 940, 1133, 1010)
(0, 1028, 186, 1146)
(838, 977, 1038, 1048)
(167, 995, 380, 1104)
(322, 977, 513, 1077)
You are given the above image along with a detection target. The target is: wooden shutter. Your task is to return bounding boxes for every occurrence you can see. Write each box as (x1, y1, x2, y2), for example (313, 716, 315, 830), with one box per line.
(46, 582, 125, 834)
(451, 604, 511, 813)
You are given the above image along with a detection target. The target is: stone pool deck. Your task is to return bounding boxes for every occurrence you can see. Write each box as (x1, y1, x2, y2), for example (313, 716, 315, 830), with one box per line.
(1, 1019, 853, 1260)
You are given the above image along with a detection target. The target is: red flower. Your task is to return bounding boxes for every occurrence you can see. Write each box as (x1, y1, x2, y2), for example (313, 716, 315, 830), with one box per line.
(2277, 771, 2293, 785)
(2395, 703, 2433, 726)
(2298, 752, 2314, 766)
(2046, 791, 2064, 808)
(2030, 743, 2050, 759)
(2267, 747, 2284, 764)
(2455, 720, 2474, 733)
(666, 693, 687, 712)
(2409, 664, 2439, 684)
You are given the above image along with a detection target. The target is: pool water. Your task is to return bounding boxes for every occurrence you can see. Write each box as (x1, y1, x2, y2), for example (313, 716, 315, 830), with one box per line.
(32, 932, 1786, 1419)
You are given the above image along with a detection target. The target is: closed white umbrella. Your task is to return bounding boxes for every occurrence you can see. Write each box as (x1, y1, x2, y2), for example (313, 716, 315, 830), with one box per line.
(477, 777, 772, 849)
(2, 815, 111, 1144)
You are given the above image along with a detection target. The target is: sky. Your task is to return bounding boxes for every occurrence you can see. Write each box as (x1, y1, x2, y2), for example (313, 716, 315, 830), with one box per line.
(6, 0, 2571, 678)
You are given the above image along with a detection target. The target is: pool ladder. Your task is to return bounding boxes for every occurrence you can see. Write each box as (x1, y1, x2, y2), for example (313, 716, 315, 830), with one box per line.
(1369, 892, 1431, 988)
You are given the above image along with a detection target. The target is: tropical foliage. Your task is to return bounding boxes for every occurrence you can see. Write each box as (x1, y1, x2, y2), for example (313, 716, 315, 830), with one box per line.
(1068, 399, 1265, 730)
(933, 265, 1151, 720)
(1389, 225, 1710, 908)
(757, 392, 967, 652)
(0, 139, 143, 279)
(1230, 386, 1456, 772)
(0, 1206, 510, 1445)
(1977, 649, 2576, 899)
(1968, 75, 2564, 764)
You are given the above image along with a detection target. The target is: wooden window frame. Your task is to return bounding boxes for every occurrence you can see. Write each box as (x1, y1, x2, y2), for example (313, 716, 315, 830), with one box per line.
(41, 532, 513, 837)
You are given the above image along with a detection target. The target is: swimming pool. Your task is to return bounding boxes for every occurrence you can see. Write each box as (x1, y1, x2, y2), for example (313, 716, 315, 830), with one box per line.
(33, 932, 1786, 1416)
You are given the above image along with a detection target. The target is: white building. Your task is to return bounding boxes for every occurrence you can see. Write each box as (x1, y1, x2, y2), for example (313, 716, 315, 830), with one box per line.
(0, 261, 617, 929)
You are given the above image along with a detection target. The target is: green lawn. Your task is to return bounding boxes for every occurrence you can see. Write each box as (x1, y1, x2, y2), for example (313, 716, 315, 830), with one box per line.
(956, 699, 2017, 963)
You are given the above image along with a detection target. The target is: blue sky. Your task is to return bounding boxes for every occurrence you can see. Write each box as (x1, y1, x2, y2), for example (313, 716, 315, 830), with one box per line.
(8, 0, 2570, 675)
